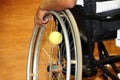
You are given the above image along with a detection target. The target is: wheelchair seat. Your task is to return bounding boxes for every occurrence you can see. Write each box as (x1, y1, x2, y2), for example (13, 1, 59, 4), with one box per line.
(84, 0, 120, 20)
(84, 0, 120, 42)
(71, 0, 120, 42)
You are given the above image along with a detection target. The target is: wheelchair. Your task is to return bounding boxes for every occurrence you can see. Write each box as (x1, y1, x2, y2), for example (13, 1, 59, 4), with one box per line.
(27, 0, 120, 80)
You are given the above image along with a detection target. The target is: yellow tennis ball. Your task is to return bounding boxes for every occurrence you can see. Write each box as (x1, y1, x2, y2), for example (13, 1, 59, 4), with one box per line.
(49, 31, 63, 45)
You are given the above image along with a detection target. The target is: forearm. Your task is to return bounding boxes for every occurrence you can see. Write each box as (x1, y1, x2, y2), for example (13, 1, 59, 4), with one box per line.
(39, 0, 77, 11)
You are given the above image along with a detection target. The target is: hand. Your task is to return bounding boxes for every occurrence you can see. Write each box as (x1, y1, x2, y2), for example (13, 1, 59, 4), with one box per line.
(34, 8, 49, 25)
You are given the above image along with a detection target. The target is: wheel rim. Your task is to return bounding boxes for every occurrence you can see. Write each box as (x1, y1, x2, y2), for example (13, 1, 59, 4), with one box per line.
(27, 11, 71, 80)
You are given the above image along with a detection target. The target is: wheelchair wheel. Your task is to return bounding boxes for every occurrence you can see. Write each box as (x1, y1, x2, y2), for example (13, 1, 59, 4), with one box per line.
(27, 10, 82, 80)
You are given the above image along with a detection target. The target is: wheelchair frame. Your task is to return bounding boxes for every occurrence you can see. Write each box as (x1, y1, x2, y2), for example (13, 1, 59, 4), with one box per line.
(27, 1, 120, 80)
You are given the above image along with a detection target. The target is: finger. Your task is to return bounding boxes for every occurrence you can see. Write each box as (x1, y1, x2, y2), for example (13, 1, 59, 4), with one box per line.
(34, 16, 43, 24)
(42, 18, 49, 24)
(34, 17, 40, 25)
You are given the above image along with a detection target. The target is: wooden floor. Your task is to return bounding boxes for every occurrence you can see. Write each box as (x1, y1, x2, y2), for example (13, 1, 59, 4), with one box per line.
(0, 0, 120, 80)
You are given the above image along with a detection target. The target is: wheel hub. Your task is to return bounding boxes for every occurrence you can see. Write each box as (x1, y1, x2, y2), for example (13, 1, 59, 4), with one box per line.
(47, 65, 62, 73)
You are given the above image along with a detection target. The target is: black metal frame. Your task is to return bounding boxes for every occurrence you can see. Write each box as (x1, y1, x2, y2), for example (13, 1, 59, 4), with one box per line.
(70, 3, 120, 79)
